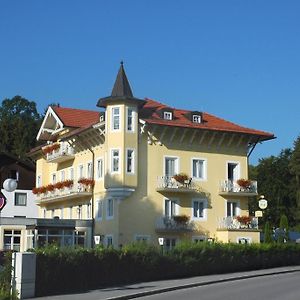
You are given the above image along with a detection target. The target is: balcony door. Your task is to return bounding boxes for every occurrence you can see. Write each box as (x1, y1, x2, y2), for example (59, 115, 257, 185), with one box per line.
(165, 157, 178, 177)
(227, 162, 239, 181)
(164, 199, 179, 218)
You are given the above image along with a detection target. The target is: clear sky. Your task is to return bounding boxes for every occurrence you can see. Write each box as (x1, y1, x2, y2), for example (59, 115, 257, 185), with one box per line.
(0, 0, 299, 164)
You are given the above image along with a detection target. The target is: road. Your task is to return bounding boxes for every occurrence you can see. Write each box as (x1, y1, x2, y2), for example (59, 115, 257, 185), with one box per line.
(143, 272, 300, 300)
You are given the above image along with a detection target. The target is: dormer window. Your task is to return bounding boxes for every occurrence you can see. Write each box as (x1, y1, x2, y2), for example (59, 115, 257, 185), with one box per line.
(100, 114, 104, 122)
(164, 111, 173, 120)
(192, 114, 202, 123)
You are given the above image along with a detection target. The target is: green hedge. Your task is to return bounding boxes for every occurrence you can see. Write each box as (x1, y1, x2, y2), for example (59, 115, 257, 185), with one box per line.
(34, 243, 300, 297)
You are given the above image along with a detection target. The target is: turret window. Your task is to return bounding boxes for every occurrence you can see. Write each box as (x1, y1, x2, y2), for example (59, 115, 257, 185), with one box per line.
(112, 107, 120, 131)
(127, 107, 135, 132)
(111, 149, 120, 173)
(126, 149, 135, 174)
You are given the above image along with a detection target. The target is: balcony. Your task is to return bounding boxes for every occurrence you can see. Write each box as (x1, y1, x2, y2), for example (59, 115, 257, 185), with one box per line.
(156, 176, 197, 193)
(44, 143, 75, 163)
(36, 183, 92, 205)
(155, 216, 196, 233)
(217, 216, 259, 230)
(219, 179, 258, 196)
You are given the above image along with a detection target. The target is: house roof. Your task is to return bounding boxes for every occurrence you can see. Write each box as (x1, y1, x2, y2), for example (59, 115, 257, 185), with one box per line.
(140, 99, 274, 141)
(52, 106, 100, 128)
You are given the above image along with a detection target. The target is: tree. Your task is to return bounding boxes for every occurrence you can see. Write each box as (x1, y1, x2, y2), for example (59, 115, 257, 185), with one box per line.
(278, 214, 289, 243)
(0, 96, 42, 158)
(264, 221, 273, 243)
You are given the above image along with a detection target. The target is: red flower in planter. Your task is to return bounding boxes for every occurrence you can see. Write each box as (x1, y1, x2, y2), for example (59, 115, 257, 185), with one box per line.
(32, 187, 41, 195)
(46, 184, 55, 192)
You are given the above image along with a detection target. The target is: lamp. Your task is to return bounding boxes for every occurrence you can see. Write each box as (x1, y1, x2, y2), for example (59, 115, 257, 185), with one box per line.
(3, 178, 18, 192)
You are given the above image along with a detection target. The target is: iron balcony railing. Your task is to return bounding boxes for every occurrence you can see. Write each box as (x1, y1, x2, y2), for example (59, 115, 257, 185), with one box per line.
(36, 183, 92, 203)
(217, 216, 259, 230)
(46, 143, 75, 162)
(219, 180, 257, 194)
(155, 216, 196, 232)
(157, 176, 197, 191)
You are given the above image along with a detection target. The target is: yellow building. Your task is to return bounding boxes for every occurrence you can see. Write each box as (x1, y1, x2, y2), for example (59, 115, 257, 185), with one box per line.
(29, 63, 274, 249)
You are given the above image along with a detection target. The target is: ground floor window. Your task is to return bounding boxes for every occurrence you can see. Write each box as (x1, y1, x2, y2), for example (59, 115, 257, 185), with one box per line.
(105, 235, 113, 247)
(36, 229, 86, 248)
(164, 238, 177, 251)
(237, 237, 252, 244)
(135, 235, 150, 243)
(192, 235, 206, 243)
(4, 230, 21, 251)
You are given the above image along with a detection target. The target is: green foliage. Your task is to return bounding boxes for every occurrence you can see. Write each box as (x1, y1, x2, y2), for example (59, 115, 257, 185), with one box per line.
(34, 242, 300, 297)
(0, 252, 18, 300)
(264, 221, 273, 243)
(278, 214, 289, 243)
(250, 148, 298, 228)
(0, 95, 42, 158)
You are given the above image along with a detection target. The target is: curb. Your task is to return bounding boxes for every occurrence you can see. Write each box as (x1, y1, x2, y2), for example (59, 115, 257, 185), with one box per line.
(105, 268, 300, 300)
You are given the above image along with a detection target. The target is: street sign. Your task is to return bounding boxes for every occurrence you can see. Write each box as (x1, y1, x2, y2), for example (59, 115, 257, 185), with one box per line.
(94, 235, 101, 245)
(255, 210, 263, 217)
(0, 192, 7, 211)
(158, 238, 164, 245)
(258, 199, 268, 210)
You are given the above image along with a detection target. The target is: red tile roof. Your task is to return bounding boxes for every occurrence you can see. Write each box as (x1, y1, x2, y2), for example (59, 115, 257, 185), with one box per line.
(141, 99, 274, 140)
(52, 106, 100, 128)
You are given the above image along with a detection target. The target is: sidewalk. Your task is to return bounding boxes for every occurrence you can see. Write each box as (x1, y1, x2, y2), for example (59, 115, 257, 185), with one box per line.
(29, 266, 300, 300)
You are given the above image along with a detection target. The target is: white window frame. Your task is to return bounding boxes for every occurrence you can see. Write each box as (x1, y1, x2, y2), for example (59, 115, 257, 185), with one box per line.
(60, 207, 64, 219)
(163, 156, 179, 177)
(126, 148, 135, 174)
(163, 198, 179, 217)
(225, 199, 241, 217)
(192, 235, 207, 243)
(60, 170, 65, 181)
(105, 234, 113, 247)
(87, 161, 93, 179)
(96, 157, 104, 180)
(87, 202, 91, 219)
(78, 164, 84, 180)
(134, 235, 151, 242)
(111, 106, 121, 132)
(192, 115, 201, 123)
(51, 173, 57, 184)
(226, 161, 240, 182)
(237, 237, 252, 244)
(77, 205, 82, 219)
(106, 198, 114, 220)
(163, 111, 172, 120)
(37, 175, 42, 187)
(111, 149, 121, 174)
(191, 198, 208, 221)
(96, 199, 103, 220)
(191, 158, 207, 181)
(69, 168, 74, 181)
(15, 192, 27, 206)
(126, 107, 135, 132)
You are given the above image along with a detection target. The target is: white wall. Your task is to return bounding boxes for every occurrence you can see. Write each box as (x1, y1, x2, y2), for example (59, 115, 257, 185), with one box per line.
(1, 189, 38, 218)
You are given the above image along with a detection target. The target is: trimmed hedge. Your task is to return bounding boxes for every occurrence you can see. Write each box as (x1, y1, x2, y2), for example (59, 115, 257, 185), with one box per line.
(34, 242, 300, 297)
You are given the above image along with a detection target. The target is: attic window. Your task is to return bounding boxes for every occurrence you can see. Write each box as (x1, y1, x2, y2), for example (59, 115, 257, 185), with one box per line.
(192, 115, 202, 124)
(163, 112, 173, 120)
(100, 115, 104, 122)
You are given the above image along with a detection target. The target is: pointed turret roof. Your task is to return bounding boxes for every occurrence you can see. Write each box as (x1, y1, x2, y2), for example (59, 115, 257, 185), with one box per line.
(111, 61, 133, 97)
(97, 62, 146, 108)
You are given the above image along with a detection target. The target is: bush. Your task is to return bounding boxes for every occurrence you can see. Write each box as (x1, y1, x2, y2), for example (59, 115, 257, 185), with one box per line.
(34, 242, 300, 297)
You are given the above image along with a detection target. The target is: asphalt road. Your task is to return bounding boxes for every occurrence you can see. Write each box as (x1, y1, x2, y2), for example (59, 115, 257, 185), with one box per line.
(143, 272, 300, 300)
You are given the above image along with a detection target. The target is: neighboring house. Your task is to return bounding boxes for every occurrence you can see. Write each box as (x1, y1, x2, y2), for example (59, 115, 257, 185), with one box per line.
(28, 63, 274, 249)
(0, 152, 38, 251)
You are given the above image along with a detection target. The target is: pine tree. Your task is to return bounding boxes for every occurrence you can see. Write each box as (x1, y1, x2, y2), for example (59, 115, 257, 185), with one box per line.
(264, 221, 273, 243)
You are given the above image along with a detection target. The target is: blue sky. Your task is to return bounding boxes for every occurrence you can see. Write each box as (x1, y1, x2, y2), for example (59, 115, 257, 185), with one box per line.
(1, 0, 299, 164)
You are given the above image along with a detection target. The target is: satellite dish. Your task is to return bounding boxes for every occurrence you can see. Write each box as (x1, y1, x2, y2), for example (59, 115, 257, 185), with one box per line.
(3, 178, 18, 192)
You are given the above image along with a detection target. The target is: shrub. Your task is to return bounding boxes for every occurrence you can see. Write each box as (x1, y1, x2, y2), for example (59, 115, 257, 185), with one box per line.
(33, 242, 300, 297)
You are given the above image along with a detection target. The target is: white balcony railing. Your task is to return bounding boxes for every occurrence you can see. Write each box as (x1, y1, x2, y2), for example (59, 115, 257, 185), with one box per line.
(46, 143, 75, 163)
(155, 216, 196, 232)
(217, 216, 259, 230)
(36, 183, 92, 204)
(219, 180, 257, 194)
(157, 176, 197, 192)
